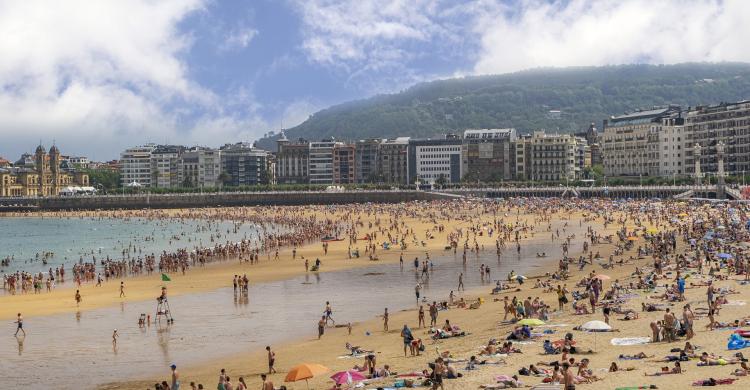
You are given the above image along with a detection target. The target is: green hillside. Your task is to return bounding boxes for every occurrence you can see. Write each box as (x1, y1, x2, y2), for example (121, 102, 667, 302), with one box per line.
(257, 63, 750, 150)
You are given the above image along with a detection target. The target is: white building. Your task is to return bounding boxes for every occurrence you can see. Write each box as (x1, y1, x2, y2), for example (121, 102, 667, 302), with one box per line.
(178, 148, 222, 188)
(198, 149, 222, 187)
(658, 116, 686, 177)
(516, 131, 581, 182)
(67, 156, 90, 168)
(150, 146, 184, 188)
(407, 136, 462, 184)
(120, 144, 156, 187)
(309, 140, 340, 185)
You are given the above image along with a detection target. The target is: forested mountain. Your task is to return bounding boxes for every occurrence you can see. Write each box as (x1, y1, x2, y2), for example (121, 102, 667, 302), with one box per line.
(257, 63, 750, 151)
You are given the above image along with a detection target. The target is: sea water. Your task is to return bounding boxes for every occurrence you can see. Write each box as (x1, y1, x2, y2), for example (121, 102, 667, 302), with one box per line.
(0, 217, 273, 276)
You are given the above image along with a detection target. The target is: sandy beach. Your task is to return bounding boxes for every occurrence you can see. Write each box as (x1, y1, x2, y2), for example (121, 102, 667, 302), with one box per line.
(4, 199, 750, 390)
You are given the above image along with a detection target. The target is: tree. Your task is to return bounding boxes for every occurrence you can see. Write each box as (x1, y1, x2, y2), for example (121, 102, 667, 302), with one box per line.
(217, 171, 231, 188)
(81, 168, 120, 190)
(435, 174, 448, 188)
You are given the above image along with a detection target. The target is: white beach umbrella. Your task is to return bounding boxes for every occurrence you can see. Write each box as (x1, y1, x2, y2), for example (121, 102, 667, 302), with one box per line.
(581, 320, 611, 331)
(580, 320, 611, 351)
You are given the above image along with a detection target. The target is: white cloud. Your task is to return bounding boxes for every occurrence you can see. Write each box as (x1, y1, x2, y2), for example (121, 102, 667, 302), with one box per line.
(291, 0, 469, 91)
(0, 0, 269, 160)
(293, 0, 750, 83)
(472, 0, 750, 74)
(220, 27, 258, 52)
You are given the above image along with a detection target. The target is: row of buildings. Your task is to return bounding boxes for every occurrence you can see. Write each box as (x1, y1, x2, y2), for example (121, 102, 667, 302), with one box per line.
(10, 98, 745, 196)
(600, 100, 750, 179)
(0, 145, 90, 197)
(117, 128, 598, 189)
(119, 143, 269, 188)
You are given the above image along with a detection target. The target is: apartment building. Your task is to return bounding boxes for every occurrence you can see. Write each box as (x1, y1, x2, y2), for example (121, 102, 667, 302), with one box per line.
(515, 131, 583, 181)
(461, 128, 517, 182)
(407, 135, 462, 185)
(684, 101, 750, 177)
(275, 132, 309, 184)
(120, 144, 156, 187)
(602, 106, 681, 177)
(355, 139, 381, 184)
(220, 143, 269, 186)
(309, 140, 338, 185)
(377, 137, 410, 185)
(333, 143, 355, 184)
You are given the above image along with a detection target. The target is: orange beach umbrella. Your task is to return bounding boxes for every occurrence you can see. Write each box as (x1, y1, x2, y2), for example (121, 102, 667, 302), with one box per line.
(285, 363, 330, 389)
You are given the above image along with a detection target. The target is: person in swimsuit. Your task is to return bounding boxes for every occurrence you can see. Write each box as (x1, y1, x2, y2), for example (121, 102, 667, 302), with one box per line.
(266, 346, 276, 374)
(14, 313, 25, 336)
(318, 316, 326, 339)
(260, 374, 273, 390)
(170, 364, 180, 390)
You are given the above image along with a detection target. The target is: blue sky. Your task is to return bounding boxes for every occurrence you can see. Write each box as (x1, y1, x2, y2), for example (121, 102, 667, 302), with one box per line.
(0, 0, 747, 160)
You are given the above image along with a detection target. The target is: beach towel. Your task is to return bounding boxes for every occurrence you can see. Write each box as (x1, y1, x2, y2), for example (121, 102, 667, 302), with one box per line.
(728, 333, 749, 350)
(725, 300, 747, 306)
(611, 337, 651, 346)
(615, 386, 657, 390)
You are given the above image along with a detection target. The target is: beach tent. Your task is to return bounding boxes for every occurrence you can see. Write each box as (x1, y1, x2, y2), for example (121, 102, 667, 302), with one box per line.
(126, 181, 142, 187)
(285, 363, 329, 389)
(580, 320, 611, 351)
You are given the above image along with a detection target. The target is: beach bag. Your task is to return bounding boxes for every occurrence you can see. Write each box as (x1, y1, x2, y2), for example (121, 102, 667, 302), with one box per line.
(518, 367, 530, 376)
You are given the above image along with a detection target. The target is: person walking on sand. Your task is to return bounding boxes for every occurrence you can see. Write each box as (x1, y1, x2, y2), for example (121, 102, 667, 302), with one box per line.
(429, 302, 438, 327)
(383, 308, 389, 332)
(75, 289, 82, 306)
(266, 346, 276, 374)
(401, 324, 413, 356)
(418, 305, 425, 328)
(318, 316, 326, 339)
(120, 281, 125, 298)
(324, 301, 335, 325)
(14, 313, 25, 337)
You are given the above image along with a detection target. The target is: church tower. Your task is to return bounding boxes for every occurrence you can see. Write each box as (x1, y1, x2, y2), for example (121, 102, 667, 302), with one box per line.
(35, 143, 47, 195)
(49, 144, 60, 194)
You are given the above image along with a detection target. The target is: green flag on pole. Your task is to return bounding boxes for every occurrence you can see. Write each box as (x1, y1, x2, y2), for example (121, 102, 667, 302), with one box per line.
(161, 273, 171, 282)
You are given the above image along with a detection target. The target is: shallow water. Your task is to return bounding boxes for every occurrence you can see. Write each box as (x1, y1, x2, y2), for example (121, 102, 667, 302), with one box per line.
(0, 217, 272, 275)
(0, 221, 587, 389)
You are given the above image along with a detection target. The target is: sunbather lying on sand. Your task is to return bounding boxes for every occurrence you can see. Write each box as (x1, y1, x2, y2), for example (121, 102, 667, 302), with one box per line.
(619, 352, 653, 360)
(345, 342, 372, 355)
(645, 361, 682, 376)
(698, 352, 743, 366)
